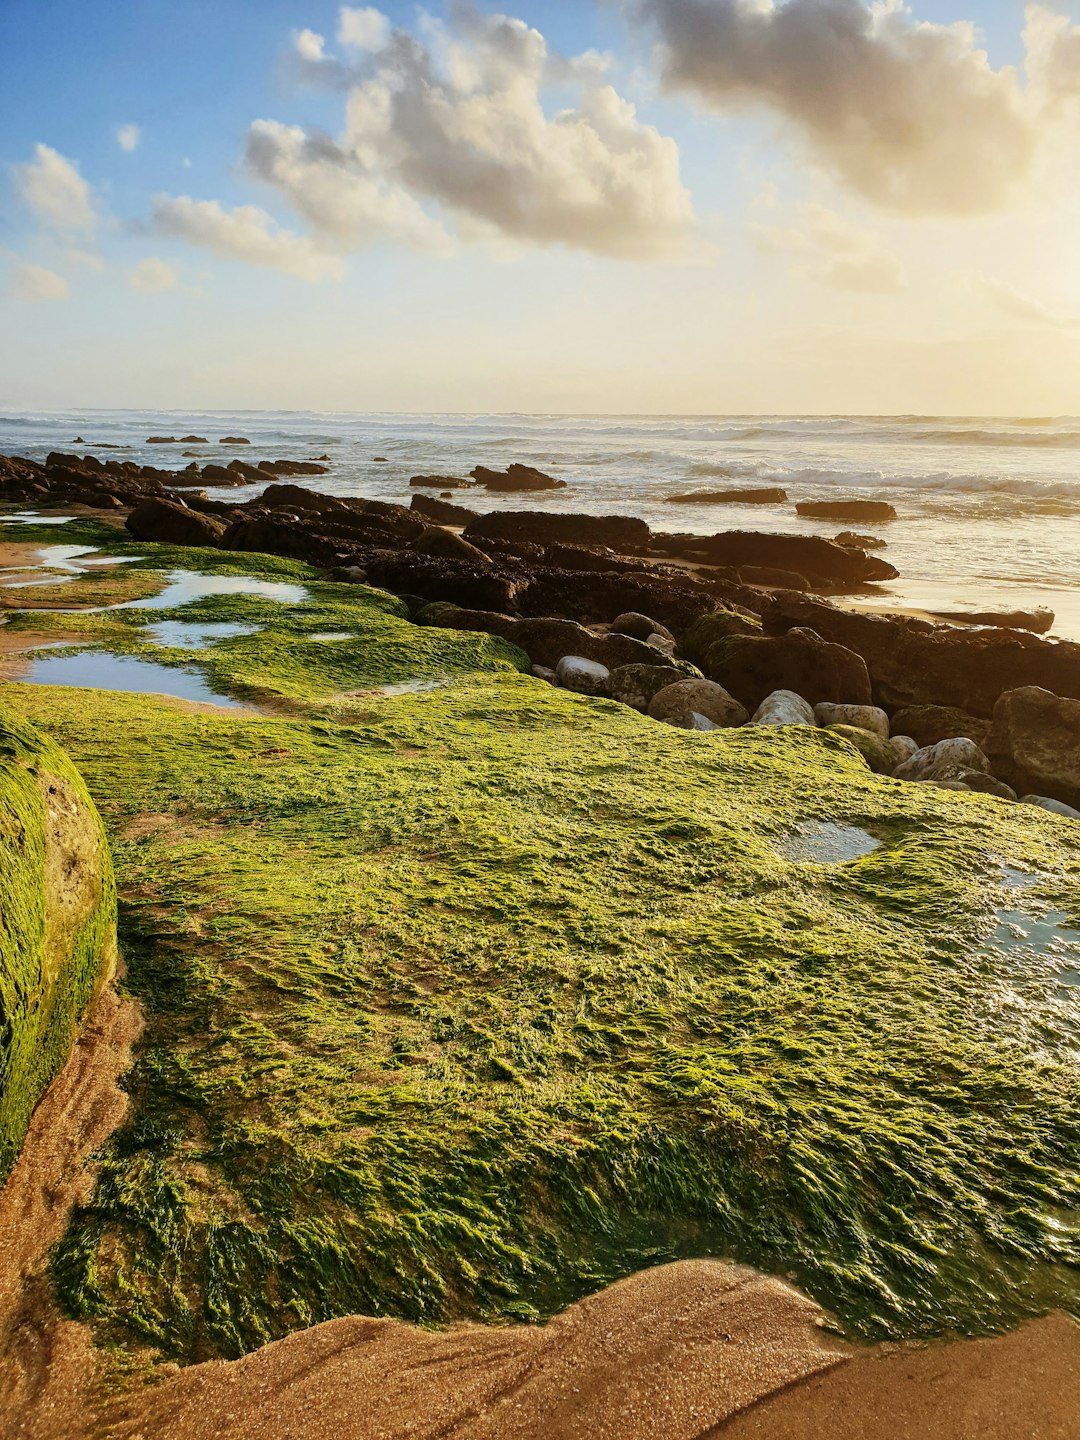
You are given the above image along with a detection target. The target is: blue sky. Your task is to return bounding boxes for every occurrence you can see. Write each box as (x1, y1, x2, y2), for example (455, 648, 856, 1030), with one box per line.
(2, 1, 1078, 413)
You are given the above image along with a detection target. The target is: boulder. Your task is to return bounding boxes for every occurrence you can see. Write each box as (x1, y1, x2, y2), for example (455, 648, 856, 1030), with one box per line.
(410, 475, 476, 489)
(464, 511, 650, 550)
(608, 663, 688, 711)
(681, 608, 763, 669)
(555, 656, 610, 695)
(986, 686, 1080, 810)
(738, 566, 811, 591)
(750, 691, 815, 726)
(257, 459, 329, 477)
(414, 604, 519, 641)
(893, 738, 990, 784)
(541, 543, 642, 574)
(890, 736, 919, 767)
(1021, 796, 1080, 819)
(0, 709, 117, 1179)
(890, 705, 993, 751)
(219, 436, 250, 444)
(471, 464, 566, 492)
(652, 531, 897, 589)
(126, 498, 226, 548)
(665, 488, 788, 505)
(835, 532, 887, 550)
(814, 703, 890, 740)
(702, 628, 872, 713)
(930, 607, 1055, 635)
(508, 618, 661, 672)
(611, 612, 675, 643)
(647, 679, 748, 730)
(410, 494, 480, 525)
(410, 528, 491, 565)
(956, 771, 1018, 801)
(516, 570, 715, 633)
(796, 500, 898, 522)
(531, 665, 558, 683)
(825, 725, 897, 774)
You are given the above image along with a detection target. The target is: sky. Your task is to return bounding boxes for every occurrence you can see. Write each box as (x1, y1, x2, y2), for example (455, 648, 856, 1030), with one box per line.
(1, 0, 1079, 415)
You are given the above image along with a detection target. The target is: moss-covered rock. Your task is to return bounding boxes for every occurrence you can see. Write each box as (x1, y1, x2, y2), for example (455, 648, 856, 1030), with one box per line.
(680, 608, 762, 669)
(0, 708, 117, 1179)
(824, 724, 898, 774)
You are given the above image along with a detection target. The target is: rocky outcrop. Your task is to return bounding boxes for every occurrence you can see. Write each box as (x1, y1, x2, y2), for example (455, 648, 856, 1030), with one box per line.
(765, 594, 1080, 717)
(464, 511, 650, 551)
(890, 704, 992, 751)
(410, 494, 480, 525)
(0, 709, 117, 1179)
(470, 463, 566, 491)
(665, 488, 787, 505)
(929, 607, 1055, 634)
(700, 627, 873, 712)
(409, 475, 476, 489)
(651, 531, 897, 589)
(125, 498, 227, 548)
(796, 500, 897, 522)
(986, 687, 1080, 809)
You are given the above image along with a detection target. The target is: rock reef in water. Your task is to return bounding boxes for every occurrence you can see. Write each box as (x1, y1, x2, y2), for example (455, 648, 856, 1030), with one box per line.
(0, 708, 117, 1180)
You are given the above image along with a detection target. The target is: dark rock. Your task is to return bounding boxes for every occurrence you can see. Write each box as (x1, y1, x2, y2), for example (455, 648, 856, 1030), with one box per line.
(361, 554, 521, 613)
(410, 494, 480, 525)
(540, 543, 644, 574)
(219, 436, 250, 444)
(648, 679, 748, 729)
(738, 566, 810, 591)
(373, 457, 388, 463)
(665, 488, 787, 505)
(256, 459, 329, 476)
(608, 663, 689, 711)
(126, 498, 226, 548)
(409, 475, 476, 489)
(986, 686, 1080, 809)
(835, 531, 887, 550)
(517, 570, 718, 633)
(703, 627, 872, 712)
(764, 593, 1080, 717)
(651, 531, 897, 589)
(464, 511, 650, 550)
(929, 606, 1055, 634)
(955, 771, 1018, 801)
(796, 500, 898, 522)
(410, 528, 492, 565)
(681, 608, 763, 669)
(611, 612, 675, 644)
(890, 704, 993, 751)
(505, 618, 663, 672)
(191, 464, 249, 488)
(471, 463, 566, 491)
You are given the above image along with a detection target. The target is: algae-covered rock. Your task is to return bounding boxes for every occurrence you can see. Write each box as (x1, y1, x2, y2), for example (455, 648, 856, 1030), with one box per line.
(824, 724, 897, 774)
(0, 709, 116, 1179)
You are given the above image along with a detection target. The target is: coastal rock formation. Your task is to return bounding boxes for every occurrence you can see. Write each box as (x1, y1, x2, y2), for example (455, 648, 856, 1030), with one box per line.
(750, 690, 816, 726)
(893, 737, 990, 784)
(987, 686, 1080, 809)
(126, 498, 227, 548)
(0, 709, 117, 1180)
(409, 474, 476, 489)
(665, 487, 788, 505)
(648, 678, 748, 729)
(930, 606, 1055, 634)
(701, 627, 872, 712)
(470, 463, 566, 491)
(796, 500, 898, 522)
(889, 704, 993, 751)
(653, 531, 897, 589)
(464, 510, 650, 551)
(608, 663, 687, 711)
(410, 494, 480, 525)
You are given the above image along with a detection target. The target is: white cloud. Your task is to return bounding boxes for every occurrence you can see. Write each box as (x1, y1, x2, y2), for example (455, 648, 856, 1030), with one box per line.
(337, 5, 391, 53)
(977, 275, 1077, 328)
(150, 194, 344, 282)
(293, 28, 327, 64)
(116, 123, 141, 153)
(12, 143, 96, 233)
(255, 7, 695, 259)
(128, 256, 179, 292)
(754, 203, 907, 292)
(12, 261, 69, 301)
(635, 0, 1039, 215)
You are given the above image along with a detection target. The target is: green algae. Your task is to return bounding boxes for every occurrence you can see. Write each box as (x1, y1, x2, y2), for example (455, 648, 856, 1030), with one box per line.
(2, 677, 1078, 1363)
(0, 707, 117, 1178)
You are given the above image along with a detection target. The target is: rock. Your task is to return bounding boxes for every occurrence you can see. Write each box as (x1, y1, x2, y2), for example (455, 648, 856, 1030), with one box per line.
(824, 725, 897, 774)
(373, 457, 388, 462)
(652, 531, 897, 589)
(814, 703, 890, 740)
(0, 709, 117, 1179)
(194, 464, 250, 488)
(146, 435, 180, 443)
(608, 663, 687, 711)
(409, 475, 476, 488)
(555, 656, 610, 695)
(508, 618, 663, 672)
(930, 606, 1055, 635)
(125, 498, 227, 548)
(256, 459, 329, 476)
(414, 604, 519, 639)
(764, 593, 1080, 717)
(986, 686, 1080, 810)
(665, 487, 788, 505)
(410, 528, 491, 565)
(703, 628, 872, 713)
(471, 463, 566, 491)
(219, 436, 250, 444)
(410, 494, 481, 525)
(464, 511, 650, 550)
(927, 780, 973, 792)
(750, 690, 815, 726)
(893, 738, 990, 784)
(681, 608, 763, 669)
(1021, 795, 1080, 819)
(531, 665, 558, 683)
(611, 612, 675, 643)
(646, 634, 676, 656)
(796, 500, 898, 522)
(738, 566, 811, 591)
(955, 771, 1018, 801)
(890, 705, 993, 751)
(835, 531, 887, 550)
(890, 736, 919, 766)
(648, 679, 749, 729)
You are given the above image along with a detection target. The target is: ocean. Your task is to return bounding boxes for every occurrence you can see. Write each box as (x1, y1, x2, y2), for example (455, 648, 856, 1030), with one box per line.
(3, 410, 1079, 638)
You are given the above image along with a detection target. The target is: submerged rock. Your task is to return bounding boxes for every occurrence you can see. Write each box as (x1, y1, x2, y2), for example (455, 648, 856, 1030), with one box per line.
(0, 709, 117, 1179)
(665, 487, 788, 505)
(470, 463, 566, 492)
(796, 499, 898, 522)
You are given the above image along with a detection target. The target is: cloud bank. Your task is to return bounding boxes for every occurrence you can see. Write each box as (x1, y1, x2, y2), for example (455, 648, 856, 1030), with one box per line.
(634, 0, 1080, 216)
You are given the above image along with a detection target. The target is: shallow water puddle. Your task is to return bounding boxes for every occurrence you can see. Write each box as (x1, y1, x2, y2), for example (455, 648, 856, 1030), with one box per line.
(980, 865, 1080, 1049)
(141, 620, 262, 649)
(0, 512, 76, 526)
(11, 651, 254, 710)
(112, 571, 309, 610)
(310, 631, 357, 642)
(779, 820, 881, 864)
